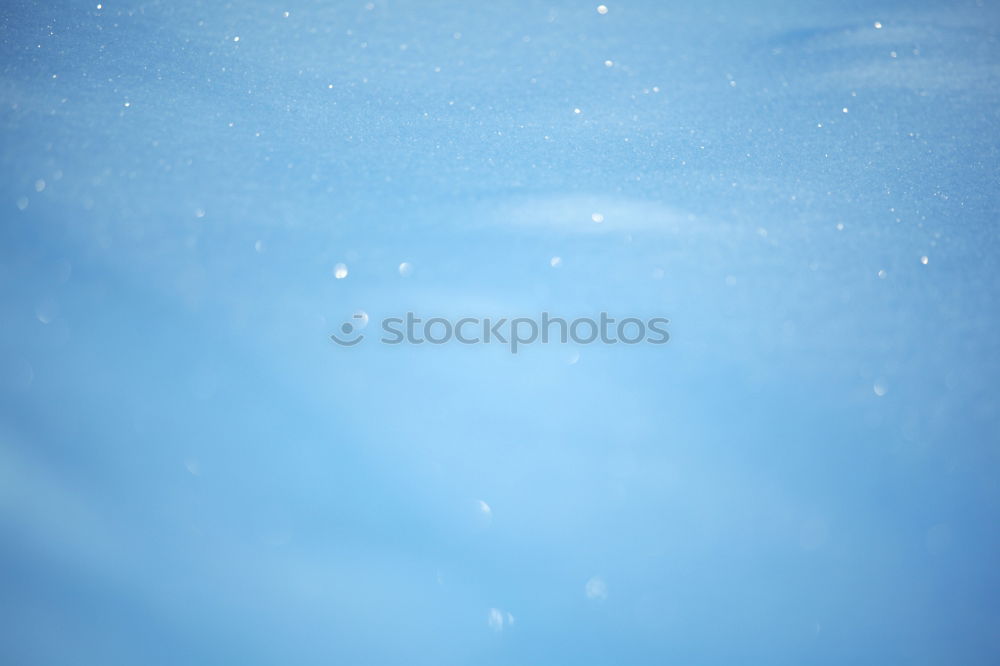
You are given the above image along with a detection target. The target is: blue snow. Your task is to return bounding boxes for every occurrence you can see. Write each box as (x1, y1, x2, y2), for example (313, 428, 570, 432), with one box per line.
(1, 1, 999, 664)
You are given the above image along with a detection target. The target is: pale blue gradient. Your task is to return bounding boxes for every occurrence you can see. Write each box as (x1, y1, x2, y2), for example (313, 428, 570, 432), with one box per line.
(2, 1, 999, 664)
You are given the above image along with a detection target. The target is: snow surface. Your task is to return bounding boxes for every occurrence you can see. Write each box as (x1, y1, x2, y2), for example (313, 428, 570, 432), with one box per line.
(1, 1, 999, 664)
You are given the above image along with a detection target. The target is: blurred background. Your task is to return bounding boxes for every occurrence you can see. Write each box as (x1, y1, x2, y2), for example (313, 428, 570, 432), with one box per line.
(1, 0, 999, 663)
